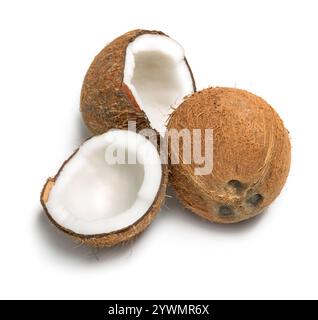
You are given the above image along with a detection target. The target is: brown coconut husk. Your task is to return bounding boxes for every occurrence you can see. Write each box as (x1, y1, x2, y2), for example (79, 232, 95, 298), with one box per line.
(167, 87, 291, 223)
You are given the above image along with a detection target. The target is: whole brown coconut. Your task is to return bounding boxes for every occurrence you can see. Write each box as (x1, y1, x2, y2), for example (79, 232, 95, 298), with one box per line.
(81, 29, 195, 136)
(167, 87, 291, 223)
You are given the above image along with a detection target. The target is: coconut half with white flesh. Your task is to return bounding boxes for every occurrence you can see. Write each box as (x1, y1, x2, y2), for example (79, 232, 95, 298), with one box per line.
(41, 130, 168, 247)
(81, 29, 196, 136)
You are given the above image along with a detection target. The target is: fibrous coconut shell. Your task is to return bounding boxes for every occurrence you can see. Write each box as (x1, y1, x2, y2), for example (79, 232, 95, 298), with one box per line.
(167, 87, 291, 223)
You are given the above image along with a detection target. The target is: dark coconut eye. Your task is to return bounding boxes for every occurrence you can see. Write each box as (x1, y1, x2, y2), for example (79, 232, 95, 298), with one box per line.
(247, 194, 263, 206)
(228, 180, 245, 191)
(218, 205, 234, 216)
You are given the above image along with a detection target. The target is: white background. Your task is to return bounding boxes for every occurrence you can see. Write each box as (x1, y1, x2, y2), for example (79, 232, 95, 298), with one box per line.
(0, 0, 317, 299)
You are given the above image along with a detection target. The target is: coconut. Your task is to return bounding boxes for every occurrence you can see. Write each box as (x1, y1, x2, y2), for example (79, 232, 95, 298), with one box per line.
(167, 87, 291, 223)
(81, 29, 195, 136)
(41, 129, 168, 247)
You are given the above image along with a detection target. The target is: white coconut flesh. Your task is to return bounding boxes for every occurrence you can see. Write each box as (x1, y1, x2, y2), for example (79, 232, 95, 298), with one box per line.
(123, 34, 194, 135)
(46, 130, 162, 235)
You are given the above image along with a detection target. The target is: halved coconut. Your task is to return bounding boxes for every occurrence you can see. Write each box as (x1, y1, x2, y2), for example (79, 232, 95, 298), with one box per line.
(81, 29, 196, 136)
(41, 130, 168, 247)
